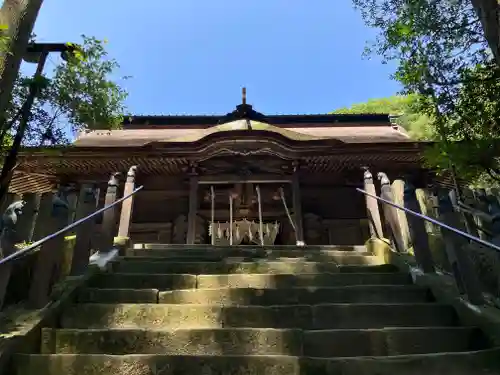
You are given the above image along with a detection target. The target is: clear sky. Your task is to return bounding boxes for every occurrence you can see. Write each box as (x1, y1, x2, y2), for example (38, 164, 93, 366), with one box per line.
(25, 0, 401, 116)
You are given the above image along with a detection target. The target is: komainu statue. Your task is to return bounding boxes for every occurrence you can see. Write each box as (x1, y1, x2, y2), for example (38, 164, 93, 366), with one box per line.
(0, 200, 26, 258)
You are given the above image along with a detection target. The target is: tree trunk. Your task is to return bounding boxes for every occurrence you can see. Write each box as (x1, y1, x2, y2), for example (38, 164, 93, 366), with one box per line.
(0, 0, 43, 130)
(470, 0, 500, 66)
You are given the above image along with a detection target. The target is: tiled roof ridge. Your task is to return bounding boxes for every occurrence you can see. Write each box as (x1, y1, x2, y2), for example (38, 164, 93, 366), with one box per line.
(127, 112, 391, 118)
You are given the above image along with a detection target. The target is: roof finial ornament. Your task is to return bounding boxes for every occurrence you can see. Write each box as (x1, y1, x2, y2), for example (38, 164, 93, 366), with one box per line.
(242, 87, 247, 105)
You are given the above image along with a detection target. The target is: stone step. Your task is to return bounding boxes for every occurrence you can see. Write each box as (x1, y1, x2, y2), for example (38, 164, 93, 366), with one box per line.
(132, 243, 368, 253)
(40, 328, 302, 356)
(88, 273, 197, 290)
(78, 285, 432, 305)
(60, 303, 457, 330)
(159, 285, 431, 304)
(111, 260, 393, 275)
(40, 327, 488, 357)
(89, 272, 411, 290)
(124, 250, 372, 261)
(196, 272, 411, 289)
(14, 349, 500, 375)
(119, 250, 383, 265)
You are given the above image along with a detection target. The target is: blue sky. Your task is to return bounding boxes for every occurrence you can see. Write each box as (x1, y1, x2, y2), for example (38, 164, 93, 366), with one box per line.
(25, 0, 400, 116)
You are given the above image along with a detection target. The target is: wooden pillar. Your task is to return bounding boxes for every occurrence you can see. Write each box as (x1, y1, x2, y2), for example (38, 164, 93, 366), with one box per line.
(459, 188, 481, 238)
(186, 172, 198, 245)
(99, 173, 120, 253)
(70, 184, 99, 276)
(436, 188, 485, 305)
(403, 178, 435, 273)
(118, 166, 138, 238)
(363, 168, 384, 239)
(66, 188, 79, 229)
(31, 192, 54, 241)
(475, 189, 491, 240)
(377, 173, 405, 252)
(15, 193, 39, 243)
(392, 179, 411, 249)
(28, 192, 70, 308)
(292, 165, 304, 244)
(487, 191, 500, 236)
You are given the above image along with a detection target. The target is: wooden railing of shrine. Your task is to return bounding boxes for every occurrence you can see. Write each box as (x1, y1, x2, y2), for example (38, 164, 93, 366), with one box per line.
(0, 165, 141, 311)
(360, 168, 500, 307)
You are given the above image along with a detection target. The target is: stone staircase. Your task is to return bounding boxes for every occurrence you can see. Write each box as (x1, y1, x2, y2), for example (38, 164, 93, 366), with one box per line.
(13, 244, 500, 374)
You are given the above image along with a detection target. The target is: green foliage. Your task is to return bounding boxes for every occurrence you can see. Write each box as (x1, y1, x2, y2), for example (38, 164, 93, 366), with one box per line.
(332, 94, 435, 139)
(352, 0, 500, 185)
(5, 35, 129, 146)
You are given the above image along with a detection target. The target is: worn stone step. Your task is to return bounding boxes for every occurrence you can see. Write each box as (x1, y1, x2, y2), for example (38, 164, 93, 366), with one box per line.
(60, 303, 457, 330)
(40, 327, 488, 357)
(89, 272, 411, 290)
(122, 251, 373, 262)
(123, 253, 375, 262)
(88, 273, 197, 290)
(78, 288, 160, 303)
(304, 327, 491, 357)
(132, 243, 368, 252)
(111, 260, 393, 275)
(304, 349, 500, 374)
(40, 328, 302, 356)
(14, 349, 500, 375)
(158, 285, 431, 305)
(196, 272, 411, 289)
(127, 248, 370, 259)
(78, 285, 431, 305)
(158, 285, 430, 304)
(14, 354, 300, 375)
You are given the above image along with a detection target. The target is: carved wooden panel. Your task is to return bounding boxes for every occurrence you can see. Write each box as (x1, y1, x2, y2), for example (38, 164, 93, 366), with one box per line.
(198, 156, 293, 176)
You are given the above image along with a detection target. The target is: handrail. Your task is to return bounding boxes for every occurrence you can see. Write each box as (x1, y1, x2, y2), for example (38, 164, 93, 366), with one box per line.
(455, 200, 499, 222)
(0, 185, 144, 266)
(356, 188, 500, 253)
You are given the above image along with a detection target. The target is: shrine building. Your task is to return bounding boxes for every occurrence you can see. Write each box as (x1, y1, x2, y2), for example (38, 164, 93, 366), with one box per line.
(9, 91, 437, 247)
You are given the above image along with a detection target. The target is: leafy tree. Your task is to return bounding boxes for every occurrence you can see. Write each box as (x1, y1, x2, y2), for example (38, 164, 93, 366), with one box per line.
(332, 94, 435, 139)
(0, 34, 129, 203)
(352, 0, 500, 184)
(3, 35, 128, 147)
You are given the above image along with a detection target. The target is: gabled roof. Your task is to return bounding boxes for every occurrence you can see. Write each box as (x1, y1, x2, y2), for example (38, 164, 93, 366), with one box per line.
(74, 122, 411, 147)
(74, 103, 411, 148)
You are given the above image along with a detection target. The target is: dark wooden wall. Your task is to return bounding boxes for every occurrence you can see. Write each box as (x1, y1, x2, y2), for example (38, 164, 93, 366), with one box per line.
(121, 172, 369, 245)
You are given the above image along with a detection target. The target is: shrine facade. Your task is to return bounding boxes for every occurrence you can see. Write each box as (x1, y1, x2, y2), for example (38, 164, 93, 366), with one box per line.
(9, 95, 436, 247)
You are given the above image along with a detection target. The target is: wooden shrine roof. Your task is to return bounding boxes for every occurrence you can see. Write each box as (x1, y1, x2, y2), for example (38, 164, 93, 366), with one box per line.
(8, 103, 428, 193)
(74, 103, 410, 147)
(74, 120, 411, 147)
